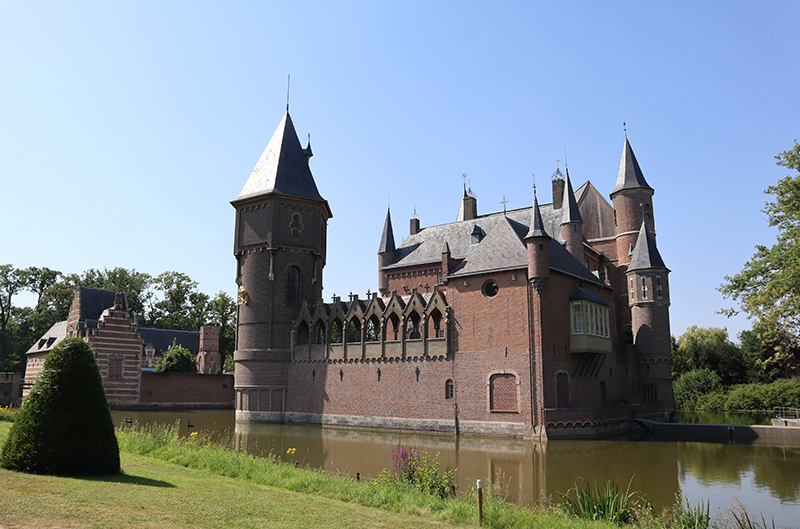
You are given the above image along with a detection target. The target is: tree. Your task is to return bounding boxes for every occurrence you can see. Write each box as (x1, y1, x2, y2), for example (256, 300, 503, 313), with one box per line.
(0, 265, 26, 365)
(150, 271, 204, 330)
(207, 291, 236, 364)
(720, 141, 800, 355)
(80, 267, 154, 318)
(1, 338, 119, 475)
(155, 340, 198, 373)
(672, 326, 749, 386)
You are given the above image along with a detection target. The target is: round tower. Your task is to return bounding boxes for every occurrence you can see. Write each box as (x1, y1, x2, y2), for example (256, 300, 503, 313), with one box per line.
(560, 170, 584, 261)
(231, 111, 331, 422)
(525, 189, 551, 295)
(611, 138, 655, 268)
(377, 208, 396, 296)
(626, 222, 674, 409)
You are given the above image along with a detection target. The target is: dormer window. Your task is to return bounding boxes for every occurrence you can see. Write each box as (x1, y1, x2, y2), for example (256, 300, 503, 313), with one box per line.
(471, 225, 485, 244)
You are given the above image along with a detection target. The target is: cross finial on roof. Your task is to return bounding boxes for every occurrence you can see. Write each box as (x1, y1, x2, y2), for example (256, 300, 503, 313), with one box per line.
(412, 204, 418, 219)
(461, 170, 468, 193)
(500, 195, 509, 215)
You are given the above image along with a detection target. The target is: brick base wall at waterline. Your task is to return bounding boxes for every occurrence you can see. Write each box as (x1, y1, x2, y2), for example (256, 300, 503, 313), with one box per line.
(138, 372, 234, 408)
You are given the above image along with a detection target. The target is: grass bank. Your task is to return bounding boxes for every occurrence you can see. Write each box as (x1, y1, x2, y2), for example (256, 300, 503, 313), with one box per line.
(0, 422, 611, 529)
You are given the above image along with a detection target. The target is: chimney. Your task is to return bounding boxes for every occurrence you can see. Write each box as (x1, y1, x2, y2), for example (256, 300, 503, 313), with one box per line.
(410, 217, 420, 235)
(552, 178, 565, 210)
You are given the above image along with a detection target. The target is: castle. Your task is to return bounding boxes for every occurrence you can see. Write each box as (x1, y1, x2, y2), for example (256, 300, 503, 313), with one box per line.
(231, 111, 674, 439)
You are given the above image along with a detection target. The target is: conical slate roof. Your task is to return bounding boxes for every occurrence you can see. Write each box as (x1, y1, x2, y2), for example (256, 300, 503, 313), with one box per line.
(233, 112, 326, 205)
(628, 222, 667, 271)
(378, 208, 396, 254)
(560, 170, 583, 225)
(525, 191, 550, 239)
(611, 138, 652, 197)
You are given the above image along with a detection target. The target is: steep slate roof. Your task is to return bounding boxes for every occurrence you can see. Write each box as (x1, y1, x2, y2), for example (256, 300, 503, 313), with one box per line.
(560, 170, 583, 225)
(628, 222, 668, 271)
(140, 328, 201, 355)
(445, 211, 606, 287)
(77, 287, 126, 322)
(450, 216, 528, 276)
(378, 208, 396, 254)
(386, 204, 561, 269)
(25, 321, 67, 355)
(525, 191, 550, 239)
(611, 138, 652, 197)
(233, 112, 328, 207)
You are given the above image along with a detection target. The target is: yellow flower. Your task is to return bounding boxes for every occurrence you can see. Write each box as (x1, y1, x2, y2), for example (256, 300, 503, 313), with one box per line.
(286, 447, 296, 454)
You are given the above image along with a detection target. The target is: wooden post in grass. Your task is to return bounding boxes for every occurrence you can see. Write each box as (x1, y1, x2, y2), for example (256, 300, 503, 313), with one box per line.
(477, 479, 483, 525)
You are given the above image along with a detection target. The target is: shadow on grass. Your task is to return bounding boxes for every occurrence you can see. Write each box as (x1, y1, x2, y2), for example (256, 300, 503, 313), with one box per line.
(82, 471, 176, 488)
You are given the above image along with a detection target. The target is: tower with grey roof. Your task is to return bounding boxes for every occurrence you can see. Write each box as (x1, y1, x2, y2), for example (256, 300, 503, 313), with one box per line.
(231, 111, 331, 422)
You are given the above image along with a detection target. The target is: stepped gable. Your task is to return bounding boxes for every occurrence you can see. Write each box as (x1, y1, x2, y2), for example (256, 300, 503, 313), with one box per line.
(233, 112, 327, 207)
(78, 286, 126, 324)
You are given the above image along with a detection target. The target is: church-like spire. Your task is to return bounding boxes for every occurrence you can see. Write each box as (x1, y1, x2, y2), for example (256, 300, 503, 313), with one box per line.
(560, 170, 582, 225)
(525, 189, 550, 239)
(233, 112, 328, 209)
(378, 208, 396, 254)
(611, 137, 653, 198)
(628, 221, 667, 271)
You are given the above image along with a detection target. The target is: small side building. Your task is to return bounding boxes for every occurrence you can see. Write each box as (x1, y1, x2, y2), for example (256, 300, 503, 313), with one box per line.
(24, 287, 228, 408)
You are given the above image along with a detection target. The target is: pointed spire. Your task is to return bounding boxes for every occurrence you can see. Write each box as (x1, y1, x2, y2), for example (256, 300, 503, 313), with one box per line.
(628, 222, 667, 271)
(560, 170, 582, 225)
(526, 189, 550, 239)
(611, 137, 652, 198)
(303, 133, 313, 159)
(378, 207, 396, 254)
(233, 112, 327, 208)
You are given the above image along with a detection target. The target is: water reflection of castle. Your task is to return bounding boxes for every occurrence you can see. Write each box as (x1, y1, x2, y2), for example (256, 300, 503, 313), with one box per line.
(232, 110, 675, 439)
(234, 421, 680, 508)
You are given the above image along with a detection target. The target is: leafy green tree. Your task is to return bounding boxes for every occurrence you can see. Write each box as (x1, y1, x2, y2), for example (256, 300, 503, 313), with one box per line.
(1, 338, 119, 475)
(672, 326, 749, 386)
(0, 265, 26, 365)
(720, 141, 800, 360)
(155, 340, 198, 373)
(150, 271, 205, 330)
(80, 267, 154, 318)
(207, 291, 236, 365)
(673, 368, 723, 408)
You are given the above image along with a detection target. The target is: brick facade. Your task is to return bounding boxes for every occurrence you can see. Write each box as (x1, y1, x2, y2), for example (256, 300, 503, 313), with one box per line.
(233, 113, 675, 439)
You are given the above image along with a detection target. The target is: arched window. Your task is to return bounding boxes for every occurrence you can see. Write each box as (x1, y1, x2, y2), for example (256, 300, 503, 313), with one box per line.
(644, 383, 657, 403)
(489, 373, 518, 412)
(387, 313, 400, 341)
(346, 319, 361, 343)
(365, 316, 380, 342)
(429, 308, 443, 338)
(330, 319, 343, 343)
(297, 321, 310, 345)
(445, 379, 454, 399)
(407, 312, 421, 340)
(313, 321, 325, 344)
(286, 267, 301, 305)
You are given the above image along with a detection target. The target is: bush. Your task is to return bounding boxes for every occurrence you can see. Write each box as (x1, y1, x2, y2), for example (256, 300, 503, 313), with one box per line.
(375, 440, 456, 499)
(155, 340, 197, 373)
(1, 338, 119, 475)
(674, 369, 722, 408)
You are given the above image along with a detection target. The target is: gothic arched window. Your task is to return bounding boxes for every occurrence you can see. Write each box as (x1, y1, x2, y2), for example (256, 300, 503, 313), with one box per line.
(286, 266, 301, 305)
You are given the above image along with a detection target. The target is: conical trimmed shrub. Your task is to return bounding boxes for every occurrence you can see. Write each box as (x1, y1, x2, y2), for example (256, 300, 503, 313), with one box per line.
(1, 337, 120, 475)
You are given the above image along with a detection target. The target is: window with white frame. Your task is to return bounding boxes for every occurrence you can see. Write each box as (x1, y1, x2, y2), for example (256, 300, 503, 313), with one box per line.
(571, 300, 610, 338)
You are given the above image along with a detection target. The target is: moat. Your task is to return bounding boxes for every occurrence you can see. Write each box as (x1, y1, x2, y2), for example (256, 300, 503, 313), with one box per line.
(112, 410, 800, 527)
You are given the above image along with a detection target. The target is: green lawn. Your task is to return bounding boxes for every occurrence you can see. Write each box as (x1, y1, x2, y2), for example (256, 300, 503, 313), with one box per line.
(0, 422, 618, 529)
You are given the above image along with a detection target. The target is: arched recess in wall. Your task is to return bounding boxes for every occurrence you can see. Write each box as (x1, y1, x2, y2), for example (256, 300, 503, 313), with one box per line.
(346, 318, 361, 343)
(488, 372, 518, 412)
(428, 308, 443, 338)
(365, 315, 380, 342)
(297, 320, 310, 345)
(406, 311, 422, 340)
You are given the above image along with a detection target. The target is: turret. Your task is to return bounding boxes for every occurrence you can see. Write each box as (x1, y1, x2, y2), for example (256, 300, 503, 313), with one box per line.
(560, 170, 583, 260)
(525, 190, 551, 295)
(441, 241, 452, 285)
(457, 188, 477, 221)
(378, 208, 396, 295)
(611, 138, 654, 267)
(231, 110, 331, 420)
(626, 221, 674, 408)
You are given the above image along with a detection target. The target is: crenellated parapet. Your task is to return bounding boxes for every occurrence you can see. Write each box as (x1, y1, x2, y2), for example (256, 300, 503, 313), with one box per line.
(291, 286, 450, 362)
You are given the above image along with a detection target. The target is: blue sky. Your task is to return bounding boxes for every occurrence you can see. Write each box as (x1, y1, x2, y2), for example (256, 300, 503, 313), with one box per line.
(1, 1, 797, 341)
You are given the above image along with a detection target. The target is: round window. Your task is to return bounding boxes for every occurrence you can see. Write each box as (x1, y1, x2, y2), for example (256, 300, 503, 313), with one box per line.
(483, 280, 499, 297)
